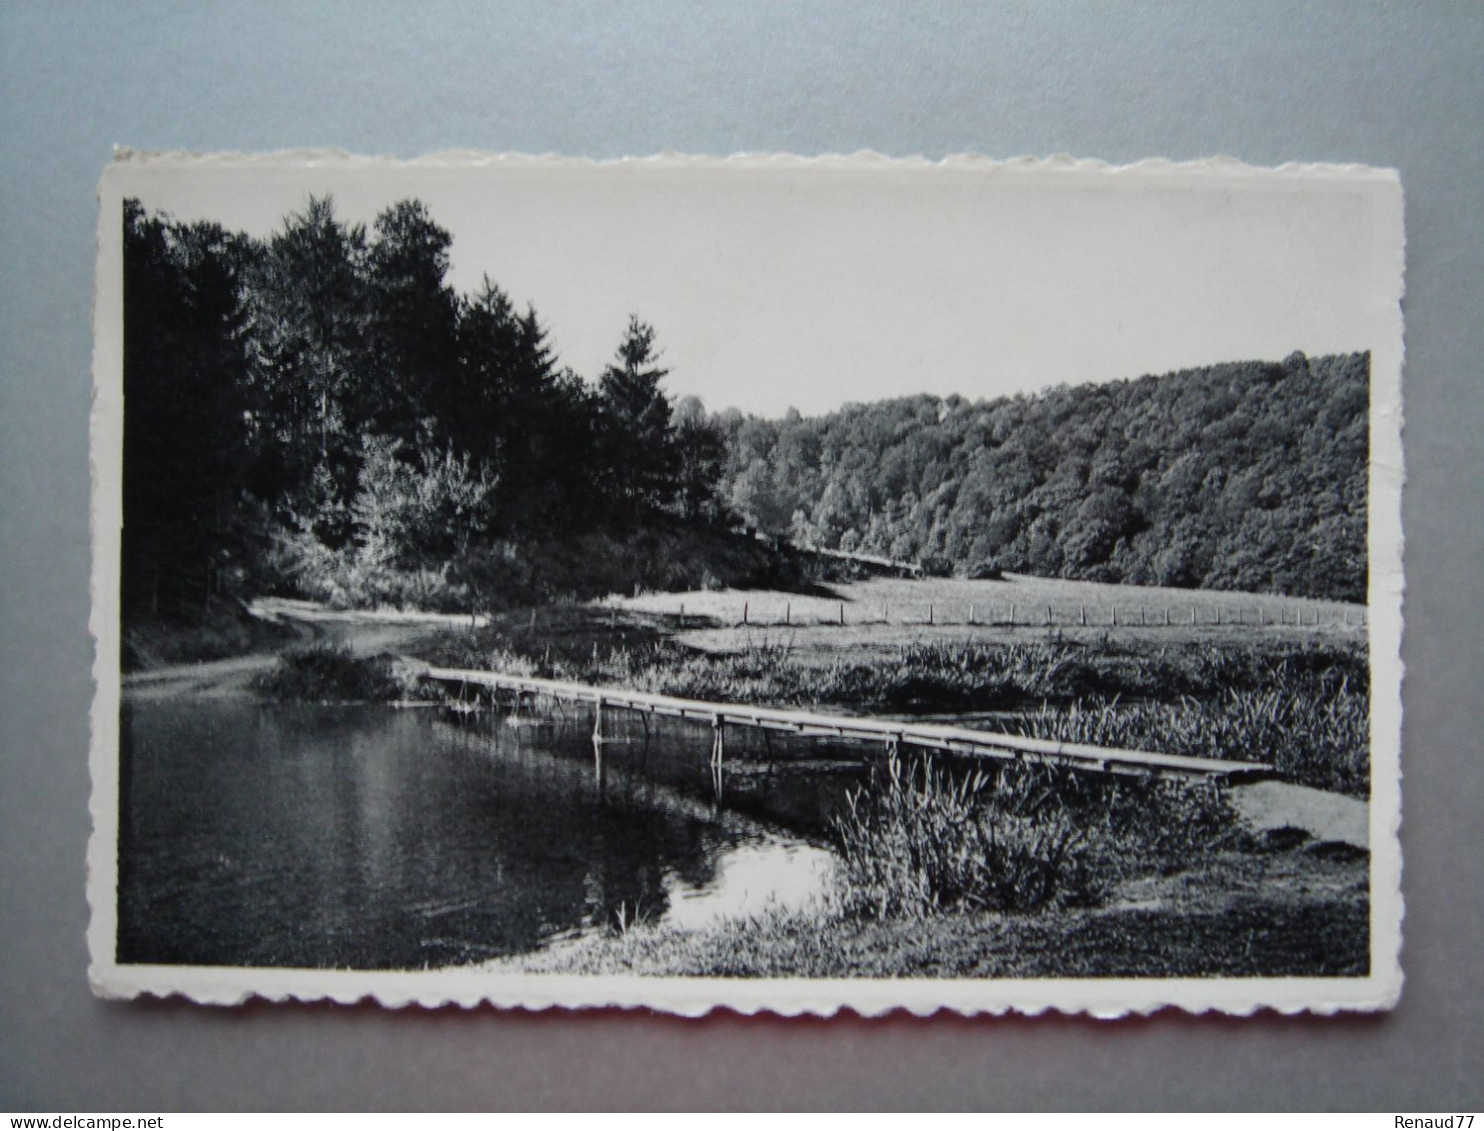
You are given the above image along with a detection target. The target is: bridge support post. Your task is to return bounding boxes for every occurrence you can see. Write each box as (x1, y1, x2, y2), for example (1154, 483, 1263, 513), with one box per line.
(709, 715, 726, 801)
(593, 698, 605, 746)
(710, 716, 725, 767)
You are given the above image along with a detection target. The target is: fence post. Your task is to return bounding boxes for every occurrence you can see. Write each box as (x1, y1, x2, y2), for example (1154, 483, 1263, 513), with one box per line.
(969, 604, 975, 625)
(928, 603, 934, 626)
(1046, 604, 1052, 626)
(839, 602, 845, 626)
(742, 601, 748, 626)
(1080, 605, 1087, 626)
(785, 602, 791, 626)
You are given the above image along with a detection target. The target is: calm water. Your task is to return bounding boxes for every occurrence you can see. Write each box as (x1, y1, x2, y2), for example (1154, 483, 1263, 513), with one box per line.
(118, 700, 869, 969)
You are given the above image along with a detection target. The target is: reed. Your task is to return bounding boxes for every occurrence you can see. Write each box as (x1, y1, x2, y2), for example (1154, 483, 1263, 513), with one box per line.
(829, 754, 1095, 917)
(828, 752, 1251, 921)
(609, 899, 656, 937)
(1005, 684, 1369, 797)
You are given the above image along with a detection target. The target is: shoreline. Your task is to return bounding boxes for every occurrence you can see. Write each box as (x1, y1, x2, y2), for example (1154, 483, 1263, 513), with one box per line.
(476, 844, 1369, 980)
(119, 584, 1372, 981)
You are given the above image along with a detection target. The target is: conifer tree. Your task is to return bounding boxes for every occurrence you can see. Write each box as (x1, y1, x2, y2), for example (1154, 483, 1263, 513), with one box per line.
(598, 315, 676, 513)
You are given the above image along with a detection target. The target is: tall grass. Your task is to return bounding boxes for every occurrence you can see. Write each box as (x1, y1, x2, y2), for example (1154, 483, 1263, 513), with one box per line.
(828, 753, 1248, 919)
(1006, 686, 1369, 798)
(831, 754, 1092, 917)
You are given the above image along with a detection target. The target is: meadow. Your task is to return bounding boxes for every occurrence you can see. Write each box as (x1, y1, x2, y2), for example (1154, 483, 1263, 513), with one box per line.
(610, 574, 1367, 647)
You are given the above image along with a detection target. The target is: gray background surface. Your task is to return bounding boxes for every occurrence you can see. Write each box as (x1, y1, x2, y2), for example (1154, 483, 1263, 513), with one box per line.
(1, 0, 1480, 1111)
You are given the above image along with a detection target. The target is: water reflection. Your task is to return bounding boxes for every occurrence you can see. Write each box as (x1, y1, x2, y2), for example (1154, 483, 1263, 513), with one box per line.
(662, 840, 838, 931)
(118, 700, 865, 970)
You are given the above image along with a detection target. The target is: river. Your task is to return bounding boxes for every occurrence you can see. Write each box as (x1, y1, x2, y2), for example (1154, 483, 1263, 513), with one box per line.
(116, 698, 865, 969)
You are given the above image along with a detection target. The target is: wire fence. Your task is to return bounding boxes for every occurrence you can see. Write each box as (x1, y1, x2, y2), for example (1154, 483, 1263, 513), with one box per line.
(661, 599, 1367, 632)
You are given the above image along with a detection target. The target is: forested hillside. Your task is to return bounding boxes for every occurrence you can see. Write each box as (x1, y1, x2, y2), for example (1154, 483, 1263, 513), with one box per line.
(717, 352, 1369, 601)
(123, 192, 1369, 641)
(122, 196, 739, 628)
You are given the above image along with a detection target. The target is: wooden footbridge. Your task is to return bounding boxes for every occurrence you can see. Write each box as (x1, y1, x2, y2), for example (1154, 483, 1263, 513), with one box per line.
(414, 663, 1271, 784)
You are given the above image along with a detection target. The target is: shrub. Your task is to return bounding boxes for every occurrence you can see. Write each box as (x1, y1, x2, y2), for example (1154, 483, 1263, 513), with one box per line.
(252, 643, 403, 702)
(1080, 774, 1252, 878)
(918, 554, 955, 578)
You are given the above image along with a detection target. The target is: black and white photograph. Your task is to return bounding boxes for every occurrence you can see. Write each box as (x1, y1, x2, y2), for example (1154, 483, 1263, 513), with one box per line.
(88, 152, 1403, 1014)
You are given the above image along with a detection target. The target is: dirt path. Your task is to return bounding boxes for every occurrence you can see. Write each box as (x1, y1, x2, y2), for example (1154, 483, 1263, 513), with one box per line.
(121, 599, 482, 701)
(1227, 780, 1369, 850)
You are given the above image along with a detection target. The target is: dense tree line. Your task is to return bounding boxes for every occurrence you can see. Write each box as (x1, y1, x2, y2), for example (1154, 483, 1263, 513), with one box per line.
(123, 196, 727, 619)
(717, 352, 1369, 601)
(124, 193, 1368, 622)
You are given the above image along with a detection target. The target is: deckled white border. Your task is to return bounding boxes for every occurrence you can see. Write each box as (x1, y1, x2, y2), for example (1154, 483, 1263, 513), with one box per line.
(88, 150, 1405, 1016)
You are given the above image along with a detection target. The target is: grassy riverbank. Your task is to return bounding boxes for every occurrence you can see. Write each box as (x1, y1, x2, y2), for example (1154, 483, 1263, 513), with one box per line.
(452, 705, 1369, 979)
(251, 642, 408, 702)
(513, 845, 1368, 978)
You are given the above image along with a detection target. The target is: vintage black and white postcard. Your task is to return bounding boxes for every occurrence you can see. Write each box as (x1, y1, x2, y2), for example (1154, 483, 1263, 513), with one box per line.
(89, 151, 1404, 1014)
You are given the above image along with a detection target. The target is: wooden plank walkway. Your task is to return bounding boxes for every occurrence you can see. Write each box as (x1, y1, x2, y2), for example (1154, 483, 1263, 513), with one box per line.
(415, 663, 1272, 783)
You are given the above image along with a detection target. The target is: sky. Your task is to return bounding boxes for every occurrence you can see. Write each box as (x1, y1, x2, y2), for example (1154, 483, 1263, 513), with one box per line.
(114, 154, 1395, 419)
